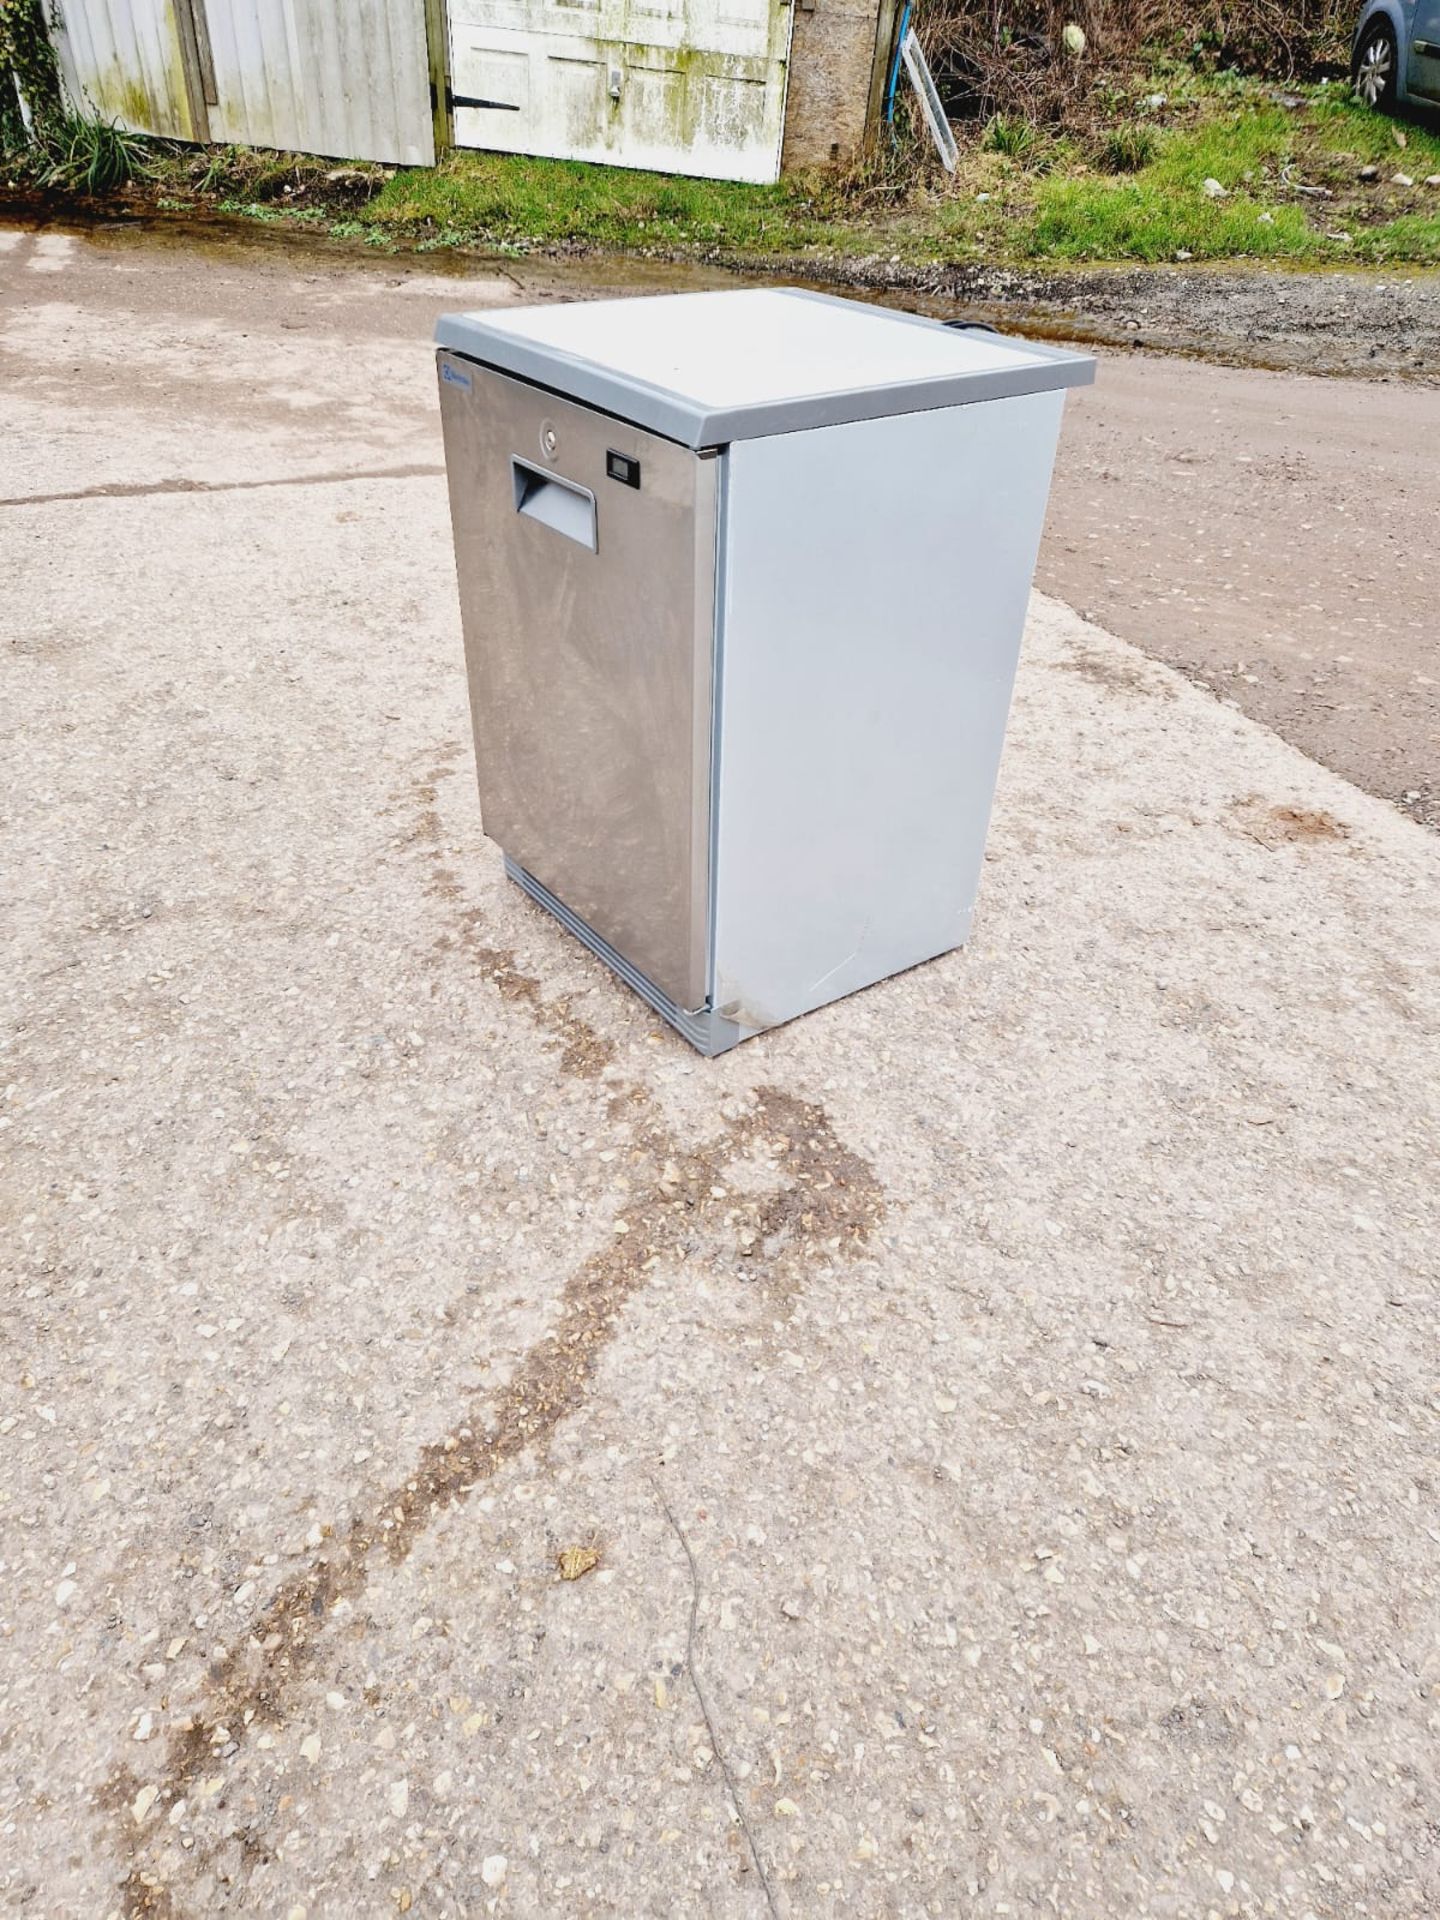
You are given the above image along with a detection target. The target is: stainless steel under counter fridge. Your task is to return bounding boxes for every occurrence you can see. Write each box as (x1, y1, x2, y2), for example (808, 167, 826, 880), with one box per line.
(435, 288, 1093, 1055)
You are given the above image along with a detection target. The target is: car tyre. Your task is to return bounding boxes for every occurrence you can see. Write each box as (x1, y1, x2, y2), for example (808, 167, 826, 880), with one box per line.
(1352, 17, 1400, 111)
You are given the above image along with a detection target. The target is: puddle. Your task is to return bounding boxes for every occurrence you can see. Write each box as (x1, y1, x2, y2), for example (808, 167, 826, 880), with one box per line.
(6, 186, 1435, 384)
(0, 191, 1095, 344)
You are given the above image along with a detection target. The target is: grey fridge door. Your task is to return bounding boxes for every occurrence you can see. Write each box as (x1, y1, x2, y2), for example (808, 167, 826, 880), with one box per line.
(437, 353, 717, 1012)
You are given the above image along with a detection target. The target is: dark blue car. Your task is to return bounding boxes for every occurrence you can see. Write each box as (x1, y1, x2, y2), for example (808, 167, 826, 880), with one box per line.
(1352, 1, 1440, 109)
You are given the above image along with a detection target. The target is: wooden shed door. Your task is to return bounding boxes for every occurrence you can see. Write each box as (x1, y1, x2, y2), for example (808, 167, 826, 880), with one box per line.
(447, 0, 794, 183)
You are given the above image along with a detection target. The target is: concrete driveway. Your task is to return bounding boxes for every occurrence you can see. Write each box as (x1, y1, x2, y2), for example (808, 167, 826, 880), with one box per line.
(2, 225, 1439, 1920)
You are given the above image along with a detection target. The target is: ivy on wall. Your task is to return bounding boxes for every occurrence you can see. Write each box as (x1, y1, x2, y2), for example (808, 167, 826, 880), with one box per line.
(1, 0, 66, 149)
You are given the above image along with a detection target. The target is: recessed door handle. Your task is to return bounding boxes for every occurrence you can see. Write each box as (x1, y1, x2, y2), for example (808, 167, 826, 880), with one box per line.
(512, 459, 597, 551)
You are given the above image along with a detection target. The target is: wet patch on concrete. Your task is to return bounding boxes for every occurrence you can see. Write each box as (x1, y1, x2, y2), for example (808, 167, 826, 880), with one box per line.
(453, 931, 618, 1081)
(406, 754, 621, 1081)
(0, 464, 445, 510)
(101, 751, 885, 1916)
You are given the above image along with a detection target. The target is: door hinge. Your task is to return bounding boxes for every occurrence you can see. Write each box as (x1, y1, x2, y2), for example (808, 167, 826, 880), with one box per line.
(435, 80, 521, 112)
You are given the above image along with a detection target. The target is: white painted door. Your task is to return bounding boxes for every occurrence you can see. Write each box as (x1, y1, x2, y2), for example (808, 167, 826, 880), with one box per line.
(447, 0, 794, 183)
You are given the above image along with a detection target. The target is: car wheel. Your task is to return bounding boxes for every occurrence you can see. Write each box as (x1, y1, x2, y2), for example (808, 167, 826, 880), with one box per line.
(1352, 17, 1399, 111)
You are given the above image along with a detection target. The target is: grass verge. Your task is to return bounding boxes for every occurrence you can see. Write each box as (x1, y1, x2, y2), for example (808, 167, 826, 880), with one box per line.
(10, 69, 1440, 271)
(341, 74, 1440, 268)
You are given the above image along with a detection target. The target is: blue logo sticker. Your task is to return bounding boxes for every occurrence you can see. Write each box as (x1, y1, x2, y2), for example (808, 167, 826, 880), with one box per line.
(441, 362, 473, 390)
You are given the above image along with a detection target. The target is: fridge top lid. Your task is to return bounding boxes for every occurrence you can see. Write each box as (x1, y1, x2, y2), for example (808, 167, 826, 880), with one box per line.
(434, 288, 1094, 447)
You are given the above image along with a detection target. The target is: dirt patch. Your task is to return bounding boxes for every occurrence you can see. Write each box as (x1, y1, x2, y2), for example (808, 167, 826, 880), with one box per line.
(730, 253, 1440, 385)
(171, 150, 392, 216)
(1054, 644, 1178, 699)
(1229, 793, 1352, 844)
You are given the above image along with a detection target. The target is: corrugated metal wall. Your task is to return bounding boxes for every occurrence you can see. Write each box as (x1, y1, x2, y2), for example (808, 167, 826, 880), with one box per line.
(53, 0, 200, 141)
(203, 0, 434, 164)
(52, 0, 435, 165)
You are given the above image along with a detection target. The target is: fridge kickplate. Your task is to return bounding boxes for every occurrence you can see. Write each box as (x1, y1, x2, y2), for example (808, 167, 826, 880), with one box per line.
(504, 857, 754, 1058)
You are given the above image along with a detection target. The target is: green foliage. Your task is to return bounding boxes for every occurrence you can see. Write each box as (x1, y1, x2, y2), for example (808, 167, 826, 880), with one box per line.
(0, 75, 23, 156)
(1010, 88, 1440, 264)
(206, 102, 1440, 271)
(1024, 175, 1322, 261)
(33, 111, 148, 193)
(981, 113, 1037, 158)
(1, 0, 65, 148)
(37, 59, 1432, 277)
(354, 98, 1440, 271)
(194, 145, 253, 196)
(1100, 123, 1159, 173)
(1143, 104, 1296, 190)
(1308, 83, 1440, 167)
(362, 151, 836, 252)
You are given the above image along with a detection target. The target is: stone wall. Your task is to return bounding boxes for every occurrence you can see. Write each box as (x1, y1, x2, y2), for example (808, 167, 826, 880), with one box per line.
(781, 0, 895, 172)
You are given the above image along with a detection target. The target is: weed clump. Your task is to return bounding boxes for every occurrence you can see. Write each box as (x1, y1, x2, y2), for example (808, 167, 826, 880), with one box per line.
(982, 113, 1039, 159)
(32, 112, 149, 192)
(1100, 122, 1159, 172)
